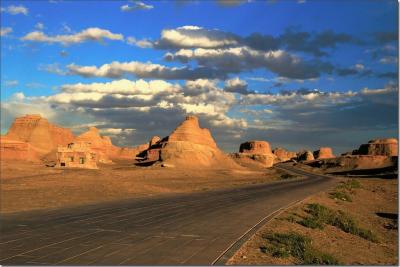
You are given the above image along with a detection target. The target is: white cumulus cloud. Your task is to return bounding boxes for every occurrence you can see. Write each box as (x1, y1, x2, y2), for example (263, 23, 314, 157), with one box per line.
(21, 27, 124, 45)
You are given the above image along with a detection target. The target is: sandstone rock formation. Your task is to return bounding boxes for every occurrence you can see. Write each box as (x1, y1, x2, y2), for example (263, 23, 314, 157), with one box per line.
(233, 140, 275, 167)
(75, 127, 148, 163)
(5, 114, 74, 154)
(149, 136, 161, 147)
(297, 151, 315, 161)
(313, 147, 335, 159)
(355, 138, 398, 156)
(308, 138, 398, 170)
(273, 147, 297, 163)
(2, 114, 150, 164)
(0, 136, 39, 162)
(143, 115, 238, 168)
(239, 141, 271, 154)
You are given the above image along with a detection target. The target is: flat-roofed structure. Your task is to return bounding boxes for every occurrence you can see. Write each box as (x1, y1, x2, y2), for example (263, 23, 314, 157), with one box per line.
(56, 142, 98, 169)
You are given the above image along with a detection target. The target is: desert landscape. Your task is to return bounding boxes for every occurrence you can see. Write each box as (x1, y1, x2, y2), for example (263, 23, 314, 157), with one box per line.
(1, 0, 398, 266)
(0, 113, 398, 265)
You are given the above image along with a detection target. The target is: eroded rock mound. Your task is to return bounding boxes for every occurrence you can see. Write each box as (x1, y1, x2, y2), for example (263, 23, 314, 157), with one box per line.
(273, 147, 297, 163)
(239, 141, 271, 154)
(308, 138, 398, 170)
(5, 114, 74, 154)
(313, 147, 335, 159)
(149, 136, 161, 147)
(232, 140, 275, 167)
(144, 116, 238, 168)
(355, 138, 398, 156)
(0, 136, 39, 162)
(297, 150, 315, 161)
(75, 127, 148, 163)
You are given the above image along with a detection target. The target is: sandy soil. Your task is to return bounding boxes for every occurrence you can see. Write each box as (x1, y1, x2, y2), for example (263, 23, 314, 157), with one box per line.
(0, 160, 290, 214)
(228, 175, 398, 265)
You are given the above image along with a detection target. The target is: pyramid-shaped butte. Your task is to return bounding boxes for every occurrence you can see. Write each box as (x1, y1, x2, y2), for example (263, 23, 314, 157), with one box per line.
(5, 114, 74, 154)
(147, 115, 238, 168)
(167, 115, 217, 148)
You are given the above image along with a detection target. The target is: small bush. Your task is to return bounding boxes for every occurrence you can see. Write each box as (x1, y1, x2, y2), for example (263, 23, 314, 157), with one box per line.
(285, 215, 296, 223)
(299, 203, 378, 242)
(261, 232, 339, 265)
(329, 191, 352, 202)
(303, 248, 340, 265)
(337, 179, 361, 191)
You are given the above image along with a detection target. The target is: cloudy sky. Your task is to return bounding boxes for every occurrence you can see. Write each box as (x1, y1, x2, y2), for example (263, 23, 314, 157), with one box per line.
(1, 0, 398, 154)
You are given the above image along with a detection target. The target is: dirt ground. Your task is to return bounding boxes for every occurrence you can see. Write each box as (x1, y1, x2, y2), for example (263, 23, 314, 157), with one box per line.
(228, 175, 398, 265)
(0, 160, 290, 214)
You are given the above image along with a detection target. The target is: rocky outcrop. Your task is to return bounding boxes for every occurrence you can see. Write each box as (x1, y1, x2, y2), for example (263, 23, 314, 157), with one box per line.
(273, 147, 297, 163)
(297, 151, 315, 161)
(149, 136, 161, 147)
(233, 140, 275, 167)
(75, 127, 148, 163)
(239, 141, 271, 154)
(0, 136, 39, 162)
(355, 138, 398, 156)
(313, 147, 335, 159)
(144, 116, 238, 168)
(167, 116, 218, 148)
(309, 138, 398, 170)
(5, 114, 74, 154)
(75, 127, 114, 163)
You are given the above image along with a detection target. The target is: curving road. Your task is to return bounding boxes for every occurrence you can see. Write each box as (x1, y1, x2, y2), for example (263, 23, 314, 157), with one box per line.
(0, 165, 336, 265)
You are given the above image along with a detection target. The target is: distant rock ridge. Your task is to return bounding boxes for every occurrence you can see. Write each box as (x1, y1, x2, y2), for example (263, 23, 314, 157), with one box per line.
(306, 138, 398, 170)
(355, 138, 398, 156)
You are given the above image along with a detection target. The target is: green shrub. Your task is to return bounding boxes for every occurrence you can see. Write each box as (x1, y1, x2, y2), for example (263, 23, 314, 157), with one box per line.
(261, 232, 339, 265)
(299, 203, 378, 242)
(329, 191, 352, 202)
(337, 179, 361, 191)
(303, 248, 340, 265)
(285, 215, 296, 223)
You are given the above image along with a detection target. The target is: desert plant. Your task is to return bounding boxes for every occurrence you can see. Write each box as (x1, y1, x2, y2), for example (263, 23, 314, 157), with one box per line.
(260, 232, 339, 265)
(337, 179, 361, 191)
(329, 191, 352, 202)
(299, 203, 377, 242)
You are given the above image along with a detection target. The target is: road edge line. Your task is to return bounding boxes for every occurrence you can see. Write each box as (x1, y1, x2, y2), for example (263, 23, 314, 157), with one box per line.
(211, 198, 304, 265)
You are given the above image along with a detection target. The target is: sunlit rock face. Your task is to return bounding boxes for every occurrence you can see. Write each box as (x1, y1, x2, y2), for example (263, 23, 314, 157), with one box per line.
(297, 150, 315, 161)
(5, 114, 75, 154)
(0, 136, 40, 162)
(355, 138, 398, 156)
(75, 126, 148, 163)
(273, 147, 297, 163)
(313, 147, 335, 159)
(144, 115, 238, 168)
(239, 141, 271, 154)
(231, 140, 276, 167)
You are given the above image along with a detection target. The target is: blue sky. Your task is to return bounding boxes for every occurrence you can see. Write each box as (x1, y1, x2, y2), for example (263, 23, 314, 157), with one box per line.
(1, 0, 398, 153)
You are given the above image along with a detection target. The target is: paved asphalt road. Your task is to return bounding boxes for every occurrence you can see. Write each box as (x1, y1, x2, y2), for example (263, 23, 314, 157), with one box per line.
(0, 165, 337, 265)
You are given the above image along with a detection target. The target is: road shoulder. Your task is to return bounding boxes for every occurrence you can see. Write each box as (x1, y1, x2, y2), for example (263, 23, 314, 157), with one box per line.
(227, 176, 398, 265)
